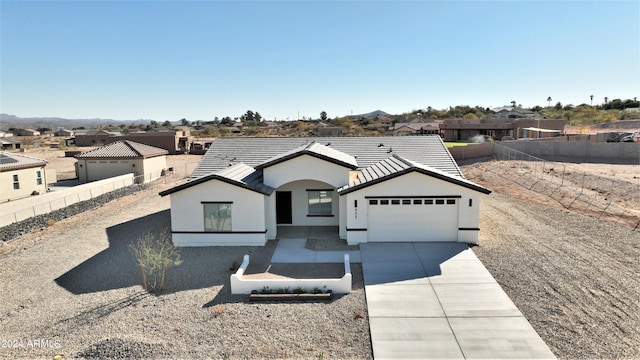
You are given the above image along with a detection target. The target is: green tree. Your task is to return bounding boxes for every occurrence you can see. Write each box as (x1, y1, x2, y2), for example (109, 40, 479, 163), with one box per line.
(546, 96, 552, 107)
(320, 111, 328, 121)
(242, 110, 255, 122)
(180, 118, 190, 127)
(254, 112, 262, 122)
(162, 120, 173, 128)
(554, 102, 563, 110)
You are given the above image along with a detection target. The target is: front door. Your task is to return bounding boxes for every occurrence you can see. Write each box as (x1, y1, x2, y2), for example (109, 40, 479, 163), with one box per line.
(276, 191, 292, 224)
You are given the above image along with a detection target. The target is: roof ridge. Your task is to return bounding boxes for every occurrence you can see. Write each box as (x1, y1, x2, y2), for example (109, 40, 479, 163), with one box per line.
(390, 153, 415, 168)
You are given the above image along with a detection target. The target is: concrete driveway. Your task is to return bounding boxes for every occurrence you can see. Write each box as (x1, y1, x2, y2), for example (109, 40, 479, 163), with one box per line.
(360, 242, 556, 359)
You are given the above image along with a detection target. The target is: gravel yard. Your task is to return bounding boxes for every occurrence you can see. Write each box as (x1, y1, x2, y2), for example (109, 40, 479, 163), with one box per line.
(463, 162, 640, 359)
(0, 183, 371, 360)
(1, 156, 638, 359)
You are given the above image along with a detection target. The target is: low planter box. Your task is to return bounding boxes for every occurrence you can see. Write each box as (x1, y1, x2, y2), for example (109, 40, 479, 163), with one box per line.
(248, 292, 333, 302)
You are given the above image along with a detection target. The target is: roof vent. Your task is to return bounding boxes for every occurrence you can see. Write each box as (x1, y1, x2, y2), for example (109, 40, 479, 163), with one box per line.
(387, 147, 393, 153)
(326, 142, 331, 146)
(378, 143, 384, 147)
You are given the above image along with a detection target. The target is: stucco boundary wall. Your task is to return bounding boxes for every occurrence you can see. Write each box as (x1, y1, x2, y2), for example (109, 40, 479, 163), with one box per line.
(230, 254, 352, 295)
(0, 174, 134, 227)
(447, 142, 495, 161)
(495, 141, 640, 164)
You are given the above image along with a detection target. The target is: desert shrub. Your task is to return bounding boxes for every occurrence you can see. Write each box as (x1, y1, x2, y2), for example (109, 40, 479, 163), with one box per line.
(129, 229, 182, 292)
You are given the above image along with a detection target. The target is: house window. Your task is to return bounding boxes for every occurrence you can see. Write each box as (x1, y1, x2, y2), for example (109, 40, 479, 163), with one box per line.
(308, 190, 332, 215)
(203, 203, 232, 231)
(436, 199, 445, 205)
(36, 171, 42, 185)
(413, 199, 422, 205)
(13, 174, 19, 190)
(447, 199, 456, 205)
(402, 199, 411, 205)
(369, 199, 378, 205)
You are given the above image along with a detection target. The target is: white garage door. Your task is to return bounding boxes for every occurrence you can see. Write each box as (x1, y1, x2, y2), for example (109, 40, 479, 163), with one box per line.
(367, 197, 459, 242)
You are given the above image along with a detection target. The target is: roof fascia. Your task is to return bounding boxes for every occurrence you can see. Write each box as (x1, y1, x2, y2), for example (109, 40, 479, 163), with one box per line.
(159, 173, 273, 197)
(339, 167, 491, 195)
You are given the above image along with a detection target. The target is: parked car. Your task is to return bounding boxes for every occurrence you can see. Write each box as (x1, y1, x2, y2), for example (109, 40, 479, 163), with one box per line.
(619, 132, 639, 142)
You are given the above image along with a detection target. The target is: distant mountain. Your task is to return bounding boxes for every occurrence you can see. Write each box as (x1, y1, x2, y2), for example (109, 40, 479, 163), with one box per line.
(357, 110, 393, 117)
(0, 114, 157, 130)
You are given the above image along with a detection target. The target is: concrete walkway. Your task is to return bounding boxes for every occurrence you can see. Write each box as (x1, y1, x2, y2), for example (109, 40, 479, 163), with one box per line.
(271, 238, 362, 263)
(360, 242, 556, 359)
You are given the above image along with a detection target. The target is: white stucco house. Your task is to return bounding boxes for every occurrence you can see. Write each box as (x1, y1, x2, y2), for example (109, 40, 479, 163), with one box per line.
(0, 152, 51, 202)
(75, 140, 168, 183)
(159, 136, 491, 246)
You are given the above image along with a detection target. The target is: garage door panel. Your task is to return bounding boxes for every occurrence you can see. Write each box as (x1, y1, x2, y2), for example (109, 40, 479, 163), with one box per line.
(367, 198, 458, 242)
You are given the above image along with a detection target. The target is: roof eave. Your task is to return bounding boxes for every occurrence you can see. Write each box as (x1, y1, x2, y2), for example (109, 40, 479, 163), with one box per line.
(338, 168, 491, 196)
(159, 173, 274, 197)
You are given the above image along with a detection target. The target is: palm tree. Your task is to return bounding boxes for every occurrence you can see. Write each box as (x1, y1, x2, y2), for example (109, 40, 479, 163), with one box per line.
(511, 100, 516, 108)
(547, 96, 552, 107)
(590, 95, 594, 106)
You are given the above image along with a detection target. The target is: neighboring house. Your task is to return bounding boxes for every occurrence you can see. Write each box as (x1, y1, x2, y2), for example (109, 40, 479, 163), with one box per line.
(73, 129, 191, 154)
(490, 107, 537, 119)
(440, 118, 565, 141)
(159, 136, 491, 247)
(75, 140, 168, 183)
(0, 152, 49, 202)
(54, 129, 74, 137)
(391, 122, 440, 135)
(18, 129, 41, 136)
(0, 138, 22, 150)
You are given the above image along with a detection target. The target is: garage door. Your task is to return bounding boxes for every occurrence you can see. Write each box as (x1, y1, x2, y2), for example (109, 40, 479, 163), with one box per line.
(367, 197, 459, 242)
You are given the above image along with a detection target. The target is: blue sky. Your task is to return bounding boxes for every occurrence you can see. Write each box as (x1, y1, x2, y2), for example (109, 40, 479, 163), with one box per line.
(1, 1, 639, 122)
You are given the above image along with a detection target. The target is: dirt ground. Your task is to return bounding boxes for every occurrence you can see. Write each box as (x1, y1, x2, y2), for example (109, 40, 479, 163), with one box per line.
(462, 160, 640, 229)
(461, 161, 640, 359)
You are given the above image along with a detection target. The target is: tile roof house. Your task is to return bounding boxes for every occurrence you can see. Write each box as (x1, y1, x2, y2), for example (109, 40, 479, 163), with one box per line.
(75, 140, 168, 183)
(390, 122, 441, 135)
(159, 136, 490, 247)
(0, 152, 50, 202)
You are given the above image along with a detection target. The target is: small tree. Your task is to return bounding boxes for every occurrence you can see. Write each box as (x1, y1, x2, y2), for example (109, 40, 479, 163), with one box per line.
(130, 229, 182, 292)
(320, 111, 328, 121)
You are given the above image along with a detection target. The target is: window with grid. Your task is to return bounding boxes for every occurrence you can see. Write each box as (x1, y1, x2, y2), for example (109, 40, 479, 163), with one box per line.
(12, 174, 19, 190)
(308, 190, 332, 215)
(36, 171, 42, 185)
(203, 203, 232, 231)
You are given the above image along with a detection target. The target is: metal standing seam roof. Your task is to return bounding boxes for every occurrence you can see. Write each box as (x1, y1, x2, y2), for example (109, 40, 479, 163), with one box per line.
(338, 154, 491, 195)
(0, 152, 47, 172)
(75, 140, 168, 159)
(190, 136, 464, 179)
(255, 142, 358, 170)
(159, 163, 274, 196)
